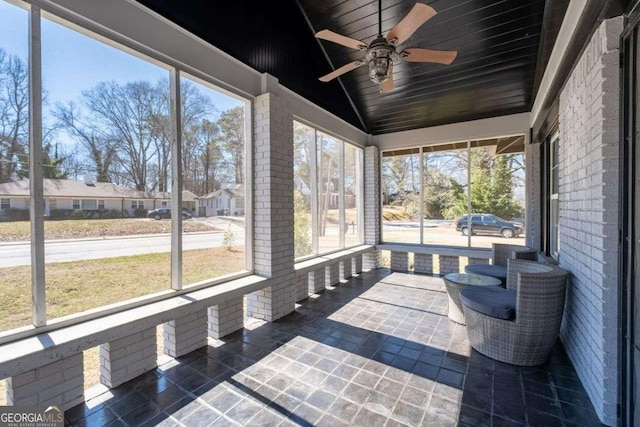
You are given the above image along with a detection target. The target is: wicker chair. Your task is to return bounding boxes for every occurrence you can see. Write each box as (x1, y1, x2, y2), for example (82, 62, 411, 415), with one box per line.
(461, 258, 568, 366)
(465, 243, 539, 284)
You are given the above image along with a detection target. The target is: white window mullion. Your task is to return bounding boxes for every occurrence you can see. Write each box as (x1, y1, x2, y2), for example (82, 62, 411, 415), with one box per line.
(339, 142, 345, 248)
(29, 5, 46, 326)
(419, 148, 424, 245)
(311, 129, 319, 255)
(466, 141, 471, 248)
(170, 68, 182, 290)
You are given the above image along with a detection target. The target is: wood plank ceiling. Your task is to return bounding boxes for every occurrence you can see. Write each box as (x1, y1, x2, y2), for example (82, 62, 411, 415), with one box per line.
(137, 0, 560, 135)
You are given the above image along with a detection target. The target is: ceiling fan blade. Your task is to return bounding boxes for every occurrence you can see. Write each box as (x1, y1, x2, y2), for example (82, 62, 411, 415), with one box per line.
(403, 48, 457, 65)
(386, 3, 436, 45)
(380, 69, 395, 93)
(315, 29, 367, 50)
(319, 61, 365, 82)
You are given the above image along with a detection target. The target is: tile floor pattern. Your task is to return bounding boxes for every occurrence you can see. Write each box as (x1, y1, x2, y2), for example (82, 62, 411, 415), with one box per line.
(65, 269, 605, 427)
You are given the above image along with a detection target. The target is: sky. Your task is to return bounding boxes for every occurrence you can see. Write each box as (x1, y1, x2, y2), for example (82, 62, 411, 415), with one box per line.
(0, 1, 242, 128)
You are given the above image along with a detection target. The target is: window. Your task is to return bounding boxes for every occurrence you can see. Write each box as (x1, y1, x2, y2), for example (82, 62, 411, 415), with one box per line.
(0, 0, 252, 339)
(0, 199, 9, 209)
(81, 199, 97, 210)
(549, 133, 560, 258)
(293, 121, 364, 260)
(179, 73, 249, 287)
(383, 137, 526, 248)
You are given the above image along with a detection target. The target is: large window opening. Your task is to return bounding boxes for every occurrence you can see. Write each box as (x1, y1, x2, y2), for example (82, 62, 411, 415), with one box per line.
(382, 136, 526, 248)
(0, 1, 251, 340)
(293, 121, 363, 260)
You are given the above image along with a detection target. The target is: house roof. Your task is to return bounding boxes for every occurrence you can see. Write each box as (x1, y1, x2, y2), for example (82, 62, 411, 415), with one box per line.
(200, 184, 244, 200)
(0, 179, 188, 200)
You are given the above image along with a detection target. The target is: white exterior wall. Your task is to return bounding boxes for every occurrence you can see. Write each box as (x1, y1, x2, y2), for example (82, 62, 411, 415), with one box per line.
(557, 17, 622, 425)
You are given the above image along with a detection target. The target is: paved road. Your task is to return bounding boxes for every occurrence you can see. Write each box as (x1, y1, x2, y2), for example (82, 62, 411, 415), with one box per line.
(0, 231, 246, 268)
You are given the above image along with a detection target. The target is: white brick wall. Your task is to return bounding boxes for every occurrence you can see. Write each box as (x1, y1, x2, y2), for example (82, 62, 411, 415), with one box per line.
(390, 251, 409, 272)
(7, 353, 83, 410)
(100, 328, 157, 388)
(309, 268, 325, 294)
(340, 258, 352, 280)
(558, 17, 622, 425)
(246, 90, 296, 322)
(164, 309, 208, 358)
(364, 146, 380, 245)
(438, 255, 460, 275)
(325, 263, 340, 286)
(294, 272, 309, 302)
(208, 296, 244, 339)
(414, 253, 433, 274)
(525, 139, 542, 250)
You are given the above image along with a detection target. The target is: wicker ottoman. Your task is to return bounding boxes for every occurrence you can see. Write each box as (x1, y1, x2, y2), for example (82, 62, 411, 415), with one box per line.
(443, 273, 501, 324)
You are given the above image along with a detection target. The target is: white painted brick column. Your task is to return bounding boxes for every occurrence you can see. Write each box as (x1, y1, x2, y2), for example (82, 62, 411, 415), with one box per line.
(295, 272, 308, 302)
(340, 258, 352, 280)
(209, 296, 244, 339)
(325, 263, 340, 286)
(309, 268, 325, 294)
(557, 17, 622, 425)
(246, 78, 296, 322)
(414, 253, 433, 274)
(439, 255, 460, 275)
(7, 354, 83, 410)
(390, 251, 408, 272)
(163, 308, 208, 358)
(100, 327, 156, 388)
(364, 145, 381, 268)
(352, 255, 363, 274)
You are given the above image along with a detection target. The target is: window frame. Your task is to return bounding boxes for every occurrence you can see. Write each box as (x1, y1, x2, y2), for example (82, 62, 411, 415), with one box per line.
(380, 138, 526, 247)
(0, 0, 254, 344)
(293, 119, 364, 262)
(549, 132, 560, 260)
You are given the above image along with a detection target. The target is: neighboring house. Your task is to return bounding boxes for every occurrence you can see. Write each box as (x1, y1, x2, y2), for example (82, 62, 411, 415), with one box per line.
(199, 184, 245, 216)
(0, 177, 196, 218)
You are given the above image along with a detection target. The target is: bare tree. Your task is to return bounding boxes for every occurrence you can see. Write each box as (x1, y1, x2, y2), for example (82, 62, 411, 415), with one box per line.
(0, 49, 29, 183)
(216, 106, 244, 184)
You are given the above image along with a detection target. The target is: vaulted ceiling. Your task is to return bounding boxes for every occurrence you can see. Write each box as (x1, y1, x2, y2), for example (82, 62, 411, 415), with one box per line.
(137, 0, 568, 135)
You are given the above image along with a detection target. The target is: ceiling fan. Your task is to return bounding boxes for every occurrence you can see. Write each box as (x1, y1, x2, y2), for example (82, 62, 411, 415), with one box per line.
(316, 1, 457, 93)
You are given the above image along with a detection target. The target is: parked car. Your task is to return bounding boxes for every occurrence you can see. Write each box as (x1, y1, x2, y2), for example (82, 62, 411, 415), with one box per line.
(454, 214, 523, 238)
(147, 208, 192, 220)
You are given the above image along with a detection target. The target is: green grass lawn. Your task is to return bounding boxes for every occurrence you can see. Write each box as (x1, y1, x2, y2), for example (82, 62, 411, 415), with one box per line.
(0, 246, 246, 332)
(0, 218, 217, 242)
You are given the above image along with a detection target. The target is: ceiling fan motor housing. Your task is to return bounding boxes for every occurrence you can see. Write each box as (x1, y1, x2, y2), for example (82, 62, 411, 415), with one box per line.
(366, 36, 399, 84)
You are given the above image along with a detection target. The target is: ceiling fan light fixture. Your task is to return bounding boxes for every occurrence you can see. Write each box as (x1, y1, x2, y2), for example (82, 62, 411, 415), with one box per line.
(366, 43, 396, 84)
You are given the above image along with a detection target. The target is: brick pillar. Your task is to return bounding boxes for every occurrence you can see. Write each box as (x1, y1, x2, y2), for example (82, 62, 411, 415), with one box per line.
(363, 250, 382, 270)
(352, 255, 363, 274)
(246, 77, 296, 322)
(326, 263, 340, 286)
(163, 309, 208, 358)
(295, 272, 308, 302)
(100, 328, 157, 388)
(209, 296, 244, 339)
(340, 258, 352, 280)
(390, 252, 408, 272)
(309, 268, 325, 294)
(363, 145, 381, 269)
(414, 254, 433, 274)
(438, 255, 460, 275)
(7, 354, 83, 410)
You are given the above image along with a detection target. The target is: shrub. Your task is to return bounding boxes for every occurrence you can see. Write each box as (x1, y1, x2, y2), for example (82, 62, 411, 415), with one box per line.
(223, 225, 236, 251)
(0, 208, 30, 222)
(133, 208, 147, 218)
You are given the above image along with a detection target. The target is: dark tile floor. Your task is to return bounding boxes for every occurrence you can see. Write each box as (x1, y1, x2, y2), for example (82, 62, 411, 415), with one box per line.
(66, 269, 605, 427)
